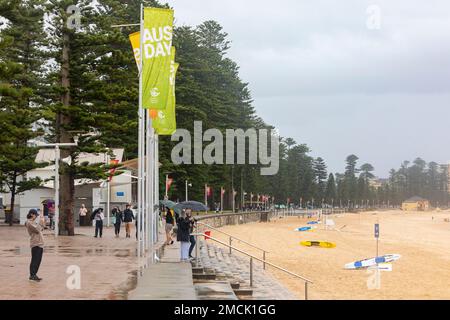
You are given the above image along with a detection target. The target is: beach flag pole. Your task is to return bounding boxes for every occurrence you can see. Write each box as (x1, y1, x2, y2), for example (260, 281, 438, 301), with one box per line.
(155, 138, 159, 242)
(137, 3, 144, 260)
(375, 220, 380, 258)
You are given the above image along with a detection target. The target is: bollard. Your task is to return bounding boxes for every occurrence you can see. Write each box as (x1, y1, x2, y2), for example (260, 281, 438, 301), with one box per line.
(263, 251, 266, 270)
(250, 257, 253, 287)
(305, 282, 308, 300)
(195, 234, 199, 267)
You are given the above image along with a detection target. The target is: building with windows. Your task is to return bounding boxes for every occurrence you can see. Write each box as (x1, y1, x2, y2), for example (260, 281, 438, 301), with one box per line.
(1, 148, 136, 225)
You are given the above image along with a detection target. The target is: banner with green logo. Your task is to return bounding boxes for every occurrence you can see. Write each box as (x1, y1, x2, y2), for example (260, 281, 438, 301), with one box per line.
(153, 49, 178, 135)
(141, 7, 174, 110)
(129, 32, 178, 134)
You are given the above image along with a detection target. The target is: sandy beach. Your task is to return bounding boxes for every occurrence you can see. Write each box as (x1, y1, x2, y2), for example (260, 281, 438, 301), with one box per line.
(211, 210, 450, 300)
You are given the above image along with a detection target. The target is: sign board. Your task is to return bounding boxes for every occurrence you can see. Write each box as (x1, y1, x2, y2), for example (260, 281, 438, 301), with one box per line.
(374, 223, 380, 238)
(116, 192, 125, 197)
(92, 188, 102, 208)
(369, 263, 392, 272)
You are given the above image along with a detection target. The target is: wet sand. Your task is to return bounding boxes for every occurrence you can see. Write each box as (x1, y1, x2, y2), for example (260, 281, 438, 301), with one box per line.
(213, 210, 450, 300)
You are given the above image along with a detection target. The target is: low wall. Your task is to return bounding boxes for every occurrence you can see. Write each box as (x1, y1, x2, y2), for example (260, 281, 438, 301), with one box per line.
(194, 211, 272, 229)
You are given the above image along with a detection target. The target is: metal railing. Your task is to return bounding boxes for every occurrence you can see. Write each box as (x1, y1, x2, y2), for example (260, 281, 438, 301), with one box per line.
(196, 221, 269, 269)
(192, 232, 313, 300)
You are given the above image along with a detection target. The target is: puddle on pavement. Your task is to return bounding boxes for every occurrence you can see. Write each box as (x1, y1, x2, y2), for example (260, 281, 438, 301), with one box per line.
(2, 246, 135, 258)
(108, 270, 139, 300)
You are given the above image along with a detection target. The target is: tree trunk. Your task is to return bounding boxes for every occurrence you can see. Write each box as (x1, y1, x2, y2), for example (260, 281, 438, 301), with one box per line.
(58, 30, 75, 236)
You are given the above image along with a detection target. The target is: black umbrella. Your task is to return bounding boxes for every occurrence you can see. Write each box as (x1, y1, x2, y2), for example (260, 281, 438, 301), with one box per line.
(174, 201, 209, 212)
(159, 200, 177, 209)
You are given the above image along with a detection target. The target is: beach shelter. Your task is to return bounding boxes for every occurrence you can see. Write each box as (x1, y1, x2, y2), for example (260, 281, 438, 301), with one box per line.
(401, 196, 430, 211)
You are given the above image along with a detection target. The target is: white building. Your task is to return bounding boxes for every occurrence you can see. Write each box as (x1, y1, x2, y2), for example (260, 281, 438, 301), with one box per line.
(1, 148, 135, 225)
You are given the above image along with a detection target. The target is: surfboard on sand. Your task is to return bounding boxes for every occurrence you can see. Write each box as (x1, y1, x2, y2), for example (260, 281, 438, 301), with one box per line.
(300, 241, 336, 248)
(345, 254, 401, 270)
(295, 226, 316, 232)
(307, 221, 321, 225)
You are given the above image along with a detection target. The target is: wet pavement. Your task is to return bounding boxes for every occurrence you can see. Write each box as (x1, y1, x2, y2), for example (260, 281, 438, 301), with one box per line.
(128, 242, 198, 300)
(0, 225, 139, 300)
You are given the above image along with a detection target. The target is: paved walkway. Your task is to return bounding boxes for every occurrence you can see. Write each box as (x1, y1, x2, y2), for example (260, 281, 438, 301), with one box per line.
(128, 242, 197, 300)
(0, 224, 139, 299)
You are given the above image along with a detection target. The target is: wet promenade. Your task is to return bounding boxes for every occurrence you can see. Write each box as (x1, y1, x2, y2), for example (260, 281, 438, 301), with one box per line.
(0, 224, 138, 299)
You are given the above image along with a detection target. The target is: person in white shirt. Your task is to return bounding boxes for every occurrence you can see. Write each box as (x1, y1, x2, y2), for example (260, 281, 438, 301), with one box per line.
(91, 208, 104, 238)
(79, 204, 88, 226)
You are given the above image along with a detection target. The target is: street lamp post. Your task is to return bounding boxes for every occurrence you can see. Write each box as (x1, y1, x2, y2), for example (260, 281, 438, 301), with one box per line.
(185, 180, 192, 201)
(37, 139, 78, 237)
(54, 145, 60, 236)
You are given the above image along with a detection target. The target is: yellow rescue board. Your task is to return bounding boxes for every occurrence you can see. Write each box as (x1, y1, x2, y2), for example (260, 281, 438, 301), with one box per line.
(300, 241, 336, 248)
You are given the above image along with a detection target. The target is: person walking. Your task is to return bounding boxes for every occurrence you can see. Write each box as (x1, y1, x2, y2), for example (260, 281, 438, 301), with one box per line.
(112, 207, 123, 237)
(186, 209, 197, 259)
(25, 209, 45, 282)
(176, 210, 191, 262)
(91, 208, 104, 238)
(123, 204, 134, 238)
(79, 204, 88, 226)
(164, 207, 175, 245)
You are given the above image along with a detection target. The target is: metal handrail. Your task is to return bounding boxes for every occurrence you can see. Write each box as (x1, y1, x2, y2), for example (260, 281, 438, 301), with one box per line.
(196, 221, 269, 269)
(196, 221, 268, 252)
(192, 232, 313, 300)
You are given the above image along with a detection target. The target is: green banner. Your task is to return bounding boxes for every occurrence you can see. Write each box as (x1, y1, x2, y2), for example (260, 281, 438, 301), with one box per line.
(142, 7, 174, 110)
(153, 49, 178, 135)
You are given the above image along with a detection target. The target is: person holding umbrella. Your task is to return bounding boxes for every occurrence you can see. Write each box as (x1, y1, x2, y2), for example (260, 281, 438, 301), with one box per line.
(91, 207, 104, 238)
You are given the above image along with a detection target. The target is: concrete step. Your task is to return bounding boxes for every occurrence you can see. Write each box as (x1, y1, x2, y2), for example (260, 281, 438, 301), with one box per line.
(230, 282, 240, 289)
(233, 287, 253, 297)
(192, 267, 205, 274)
(193, 273, 216, 281)
(195, 281, 238, 300)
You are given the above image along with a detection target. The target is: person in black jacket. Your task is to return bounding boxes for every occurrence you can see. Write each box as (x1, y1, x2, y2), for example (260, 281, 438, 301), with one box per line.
(112, 207, 123, 237)
(123, 204, 134, 238)
(186, 209, 197, 259)
(176, 210, 191, 262)
(164, 207, 175, 245)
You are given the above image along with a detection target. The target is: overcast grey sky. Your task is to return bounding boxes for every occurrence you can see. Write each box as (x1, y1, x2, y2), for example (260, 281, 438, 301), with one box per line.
(166, 0, 450, 177)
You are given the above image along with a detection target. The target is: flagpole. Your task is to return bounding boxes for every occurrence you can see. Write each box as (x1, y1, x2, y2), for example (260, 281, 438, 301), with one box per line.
(165, 174, 168, 200)
(137, 3, 144, 260)
(232, 189, 235, 213)
(106, 153, 110, 227)
(145, 109, 151, 257)
(154, 133, 159, 244)
(220, 187, 223, 213)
